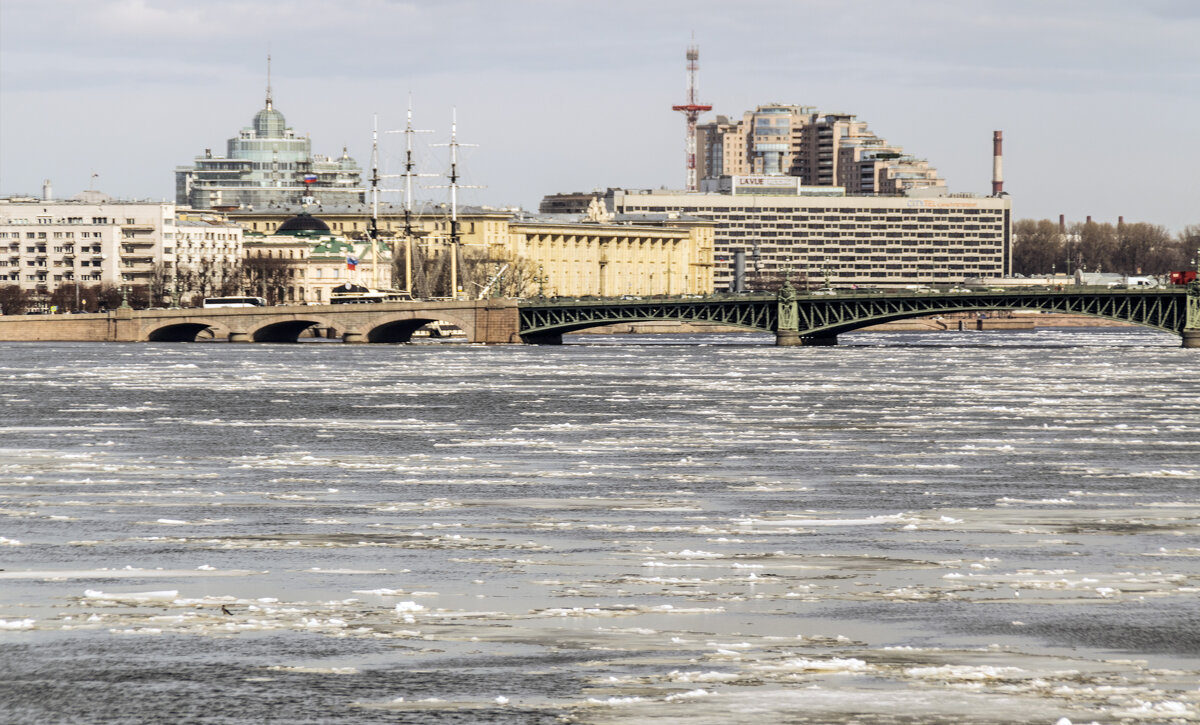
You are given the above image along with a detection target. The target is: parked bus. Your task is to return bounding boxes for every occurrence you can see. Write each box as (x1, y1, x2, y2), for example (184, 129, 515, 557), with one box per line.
(202, 296, 267, 308)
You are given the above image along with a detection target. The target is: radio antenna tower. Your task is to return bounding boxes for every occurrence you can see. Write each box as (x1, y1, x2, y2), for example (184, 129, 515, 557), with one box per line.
(671, 40, 712, 192)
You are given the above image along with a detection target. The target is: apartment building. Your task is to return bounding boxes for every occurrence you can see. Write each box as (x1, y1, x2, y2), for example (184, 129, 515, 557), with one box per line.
(697, 105, 946, 195)
(0, 193, 176, 303)
(172, 213, 246, 305)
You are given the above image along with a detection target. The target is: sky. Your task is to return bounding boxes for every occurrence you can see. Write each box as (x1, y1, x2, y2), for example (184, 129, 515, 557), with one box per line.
(2, 0, 1198, 231)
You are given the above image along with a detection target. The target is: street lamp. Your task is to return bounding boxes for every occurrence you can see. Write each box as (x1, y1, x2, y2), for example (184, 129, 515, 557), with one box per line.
(533, 264, 548, 298)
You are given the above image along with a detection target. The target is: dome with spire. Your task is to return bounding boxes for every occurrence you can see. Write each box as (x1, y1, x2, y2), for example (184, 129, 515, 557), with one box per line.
(253, 101, 287, 139)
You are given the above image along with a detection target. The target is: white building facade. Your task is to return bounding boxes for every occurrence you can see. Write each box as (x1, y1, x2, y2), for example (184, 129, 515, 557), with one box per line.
(0, 194, 176, 303)
(172, 216, 246, 305)
(606, 188, 1011, 289)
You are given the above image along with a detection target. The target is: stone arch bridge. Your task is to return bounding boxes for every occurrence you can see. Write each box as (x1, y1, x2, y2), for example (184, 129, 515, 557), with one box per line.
(0, 287, 1196, 347)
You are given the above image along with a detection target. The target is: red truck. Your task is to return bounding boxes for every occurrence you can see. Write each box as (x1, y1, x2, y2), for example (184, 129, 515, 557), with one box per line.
(1169, 271, 1197, 285)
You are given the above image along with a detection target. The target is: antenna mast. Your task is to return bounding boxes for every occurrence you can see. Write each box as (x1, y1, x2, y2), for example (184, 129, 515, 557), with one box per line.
(671, 41, 711, 192)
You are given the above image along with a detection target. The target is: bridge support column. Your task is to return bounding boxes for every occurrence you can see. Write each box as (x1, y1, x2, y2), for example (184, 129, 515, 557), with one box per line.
(1182, 330, 1200, 348)
(228, 331, 251, 343)
(775, 330, 801, 346)
(521, 332, 563, 345)
(776, 331, 838, 346)
(342, 330, 367, 344)
(802, 335, 838, 346)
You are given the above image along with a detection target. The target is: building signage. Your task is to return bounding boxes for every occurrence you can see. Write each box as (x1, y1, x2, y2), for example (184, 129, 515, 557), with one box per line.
(734, 175, 797, 188)
(905, 199, 981, 209)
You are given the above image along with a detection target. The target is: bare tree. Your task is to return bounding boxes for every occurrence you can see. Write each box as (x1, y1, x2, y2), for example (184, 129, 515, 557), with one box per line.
(458, 247, 537, 298)
(0, 285, 34, 315)
(149, 263, 171, 307)
(242, 255, 291, 305)
(1012, 219, 1064, 275)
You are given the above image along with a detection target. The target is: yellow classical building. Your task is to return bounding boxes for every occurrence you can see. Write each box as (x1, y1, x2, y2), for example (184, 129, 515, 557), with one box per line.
(223, 201, 713, 298)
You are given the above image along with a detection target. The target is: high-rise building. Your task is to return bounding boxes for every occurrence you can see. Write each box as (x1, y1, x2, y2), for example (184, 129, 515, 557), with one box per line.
(175, 82, 364, 211)
(697, 105, 945, 195)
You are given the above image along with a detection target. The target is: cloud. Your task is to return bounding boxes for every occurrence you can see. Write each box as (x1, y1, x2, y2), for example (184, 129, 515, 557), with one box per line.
(2, 0, 1198, 229)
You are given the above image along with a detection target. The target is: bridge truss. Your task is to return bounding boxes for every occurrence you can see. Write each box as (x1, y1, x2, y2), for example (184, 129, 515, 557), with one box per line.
(519, 287, 1196, 345)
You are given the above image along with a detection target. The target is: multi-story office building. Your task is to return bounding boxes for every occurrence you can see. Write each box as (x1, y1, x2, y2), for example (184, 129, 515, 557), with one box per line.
(600, 186, 1010, 289)
(697, 105, 945, 195)
(175, 87, 364, 210)
(0, 193, 177, 305)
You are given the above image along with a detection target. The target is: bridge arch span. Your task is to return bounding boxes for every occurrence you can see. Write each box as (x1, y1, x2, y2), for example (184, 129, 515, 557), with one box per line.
(144, 320, 231, 342)
(362, 311, 476, 343)
(799, 296, 1183, 340)
(521, 313, 768, 344)
(247, 315, 339, 343)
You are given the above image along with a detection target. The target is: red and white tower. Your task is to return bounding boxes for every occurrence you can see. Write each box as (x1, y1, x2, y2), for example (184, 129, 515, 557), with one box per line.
(672, 43, 712, 192)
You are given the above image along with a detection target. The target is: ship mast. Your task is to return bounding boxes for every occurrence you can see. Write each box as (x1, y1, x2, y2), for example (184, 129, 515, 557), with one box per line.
(369, 114, 380, 289)
(432, 108, 479, 300)
(392, 96, 433, 294)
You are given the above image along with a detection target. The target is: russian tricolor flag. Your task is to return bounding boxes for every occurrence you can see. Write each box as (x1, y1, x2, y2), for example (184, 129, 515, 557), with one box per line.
(304, 173, 318, 184)
(346, 255, 358, 270)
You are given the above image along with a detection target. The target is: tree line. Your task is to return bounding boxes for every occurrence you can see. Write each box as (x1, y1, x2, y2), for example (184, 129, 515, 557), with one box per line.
(1012, 219, 1200, 277)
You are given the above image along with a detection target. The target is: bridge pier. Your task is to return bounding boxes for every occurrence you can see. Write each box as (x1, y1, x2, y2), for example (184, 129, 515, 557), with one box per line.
(228, 331, 251, 343)
(521, 332, 564, 345)
(775, 331, 837, 346)
(802, 335, 838, 346)
(342, 330, 367, 344)
(1182, 330, 1200, 348)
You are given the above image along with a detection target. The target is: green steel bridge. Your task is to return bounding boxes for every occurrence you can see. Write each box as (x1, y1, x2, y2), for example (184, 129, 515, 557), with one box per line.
(3, 285, 1196, 346)
(519, 284, 1200, 347)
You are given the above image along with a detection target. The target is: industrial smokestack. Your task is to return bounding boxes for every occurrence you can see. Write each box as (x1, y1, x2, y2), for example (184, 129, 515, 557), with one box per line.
(42, 179, 52, 201)
(991, 131, 1003, 196)
(1059, 214, 1065, 233)
(1118, 216, 1124, 226)
(733, 250, 746, 293)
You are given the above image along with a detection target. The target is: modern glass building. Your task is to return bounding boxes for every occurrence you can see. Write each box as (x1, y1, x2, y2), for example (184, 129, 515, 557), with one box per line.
(175, 89, 364, 211)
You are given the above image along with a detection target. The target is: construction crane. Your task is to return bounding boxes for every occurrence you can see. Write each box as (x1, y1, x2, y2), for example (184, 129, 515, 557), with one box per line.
(671, 43, 712, 192)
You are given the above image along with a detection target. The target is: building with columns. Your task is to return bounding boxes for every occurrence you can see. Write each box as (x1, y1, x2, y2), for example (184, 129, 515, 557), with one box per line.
(224, 202, 714, 298)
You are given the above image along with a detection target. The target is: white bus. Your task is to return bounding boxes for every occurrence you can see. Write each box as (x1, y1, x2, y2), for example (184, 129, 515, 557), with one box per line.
(202, 296, 267, 308)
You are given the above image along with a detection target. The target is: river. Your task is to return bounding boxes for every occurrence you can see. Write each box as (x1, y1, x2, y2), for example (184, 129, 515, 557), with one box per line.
(1, 327, 1198, 724)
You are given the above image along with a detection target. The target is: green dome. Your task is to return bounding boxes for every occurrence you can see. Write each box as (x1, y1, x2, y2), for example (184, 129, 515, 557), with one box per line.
(253, 104, 287, 138)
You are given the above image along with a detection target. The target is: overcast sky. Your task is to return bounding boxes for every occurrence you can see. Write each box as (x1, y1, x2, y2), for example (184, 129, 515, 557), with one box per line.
(2, 0, 1198, 230)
